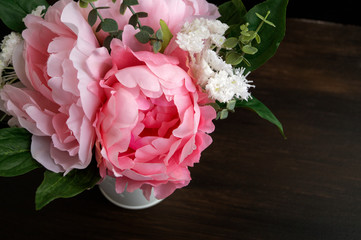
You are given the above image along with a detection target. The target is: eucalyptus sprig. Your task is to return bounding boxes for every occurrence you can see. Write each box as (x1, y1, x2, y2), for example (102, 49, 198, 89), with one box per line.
(119, 0, 164, 53)
(223, 11, 275, 67)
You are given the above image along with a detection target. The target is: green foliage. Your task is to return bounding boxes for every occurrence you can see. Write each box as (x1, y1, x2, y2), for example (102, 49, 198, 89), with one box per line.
(225, 51, 243, 65)
(35, 162, 101, 210)
(236, 97, 285, 137)
(135, 30, 151, 43)
(218, 0, 287, 72)
(215, 96, 285, 137)
(101, 18, 118, 32)
(88, 9, 98, 26)
(0, 0, 49, 32)
(241, 0, 288, 72)
(218, 0, 247, 25)
(159, 19, 173, 53)
(0, 128, 40, 177)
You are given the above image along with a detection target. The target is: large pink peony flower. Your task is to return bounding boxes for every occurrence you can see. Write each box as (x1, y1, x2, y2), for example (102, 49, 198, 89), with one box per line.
(0, 0, 111, 173)
(95, 39, 216, 199)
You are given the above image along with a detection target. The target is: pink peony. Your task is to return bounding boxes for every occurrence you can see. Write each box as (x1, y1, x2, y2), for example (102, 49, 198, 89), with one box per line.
(95, 39, 216, 199)
(0, 0, 111, 173)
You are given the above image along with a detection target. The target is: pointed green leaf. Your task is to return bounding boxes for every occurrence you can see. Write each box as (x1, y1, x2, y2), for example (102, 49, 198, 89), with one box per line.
(236, 97, 285, 137)
(35, 163, 101, 210)
(159, 19, 173, 53)
(0, 128, 40, 177)
(102, 18, 118, 32)
(0, 0, 49, 32)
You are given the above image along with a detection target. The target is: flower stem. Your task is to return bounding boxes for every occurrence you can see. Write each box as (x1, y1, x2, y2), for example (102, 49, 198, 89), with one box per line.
(127, 6, 142, 28)
(90, 2, 104, 22)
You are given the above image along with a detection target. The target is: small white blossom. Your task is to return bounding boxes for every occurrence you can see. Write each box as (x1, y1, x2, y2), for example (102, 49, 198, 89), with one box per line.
(30, 5, 46, 17)
(1, 32, 22, 65)
(176, 18, 228, 54)
(205, 68, 253, 103)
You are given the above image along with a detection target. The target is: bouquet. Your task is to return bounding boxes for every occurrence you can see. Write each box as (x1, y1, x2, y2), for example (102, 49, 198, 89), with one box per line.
(0, 0, 287, 210)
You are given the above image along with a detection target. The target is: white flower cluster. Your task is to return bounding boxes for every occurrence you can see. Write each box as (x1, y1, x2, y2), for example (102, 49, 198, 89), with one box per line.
(176, 18, 253, 103)
(176, 18, 228, 54)
(0, 32, 22, 83)
(30, 5, 46, 18)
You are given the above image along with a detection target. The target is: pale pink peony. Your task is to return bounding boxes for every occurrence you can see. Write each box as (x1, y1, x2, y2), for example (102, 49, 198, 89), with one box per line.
(0, 0, 112, 173)
(95, 39, 216, 199)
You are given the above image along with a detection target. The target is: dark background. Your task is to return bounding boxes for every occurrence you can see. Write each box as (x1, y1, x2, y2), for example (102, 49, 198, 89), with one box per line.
(0, 0, 359, 32)
(210, 0, 359, 26)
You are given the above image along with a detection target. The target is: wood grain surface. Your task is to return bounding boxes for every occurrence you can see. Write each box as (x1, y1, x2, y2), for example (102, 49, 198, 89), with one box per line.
(1, 18, 361, 240)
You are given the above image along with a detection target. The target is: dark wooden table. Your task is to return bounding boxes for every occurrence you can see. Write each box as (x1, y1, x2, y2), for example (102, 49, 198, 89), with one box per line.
(1, 18, 361, 240)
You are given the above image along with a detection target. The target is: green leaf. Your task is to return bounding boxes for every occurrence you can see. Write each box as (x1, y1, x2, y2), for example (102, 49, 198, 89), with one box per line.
(223, 37, 238, 49)
(101, 18, 118, 32)
(159, 19, 173, 53)
(103, 35, 113, 51)
(226, 51, 243, 65)
(88, 9, 98, 27)
(256, 12, 276, 27)
(219, 109, 229, 119)
(155, 28, 163, 40)
(140, 25, 154, 34)
(128, 14, 138, 28)
(242, 44, 258, 55)
(236, 97, 285, 138)
(226, 99, 237, 111)
(0, 0, 49, 32)
(35, 162, 101, 210)
(152, 41, 162, 53)
(80, 0, 97, 3)
(135, 30, 150, 43)
(123, 0, 139, 6)
(79, 0, 88, 8)
(119, 3, 127, 14)
(218, 0, 247, 25)
(241, 0, 288, 72)
(136, 12, 148, 18)
(0, 128, 40, 177)
(95, 22, 102, 32)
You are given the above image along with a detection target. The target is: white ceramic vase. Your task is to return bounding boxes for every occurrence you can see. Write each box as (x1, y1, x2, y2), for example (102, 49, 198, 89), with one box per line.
(98, 176, 163, 210)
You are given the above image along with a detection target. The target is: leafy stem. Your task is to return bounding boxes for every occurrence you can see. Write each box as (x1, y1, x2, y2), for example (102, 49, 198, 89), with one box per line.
(89, 2, 104, 22)
(127, 5, 143, 29)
